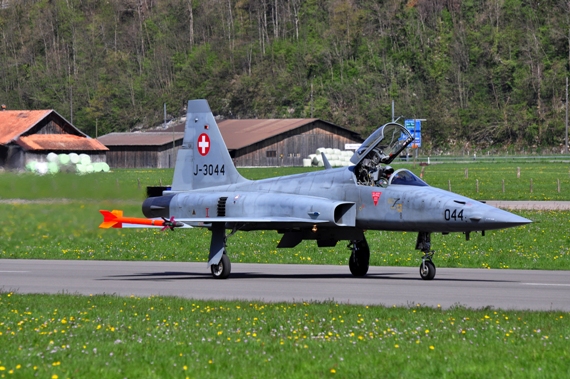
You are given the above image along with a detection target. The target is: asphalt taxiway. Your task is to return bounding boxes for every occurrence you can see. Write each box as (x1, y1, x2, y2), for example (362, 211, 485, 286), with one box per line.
(1, 259, 569, 311)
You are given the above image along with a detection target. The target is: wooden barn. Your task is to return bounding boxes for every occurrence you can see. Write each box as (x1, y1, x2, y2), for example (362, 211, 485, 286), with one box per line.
(97, 132, 184, 168)
(218, 119, 362, 166)
(0, 109, 107, 170)
(150, 118, 363, 167)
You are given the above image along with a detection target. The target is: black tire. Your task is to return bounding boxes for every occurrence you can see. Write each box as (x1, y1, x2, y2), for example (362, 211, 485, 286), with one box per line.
(349, 240, 370, 277)
(419, 260, 436, 280)
(211, 253, 231, 279)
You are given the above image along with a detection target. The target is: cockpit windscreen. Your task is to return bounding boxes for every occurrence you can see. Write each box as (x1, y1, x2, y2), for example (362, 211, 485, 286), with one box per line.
(388, 169, 428, 186)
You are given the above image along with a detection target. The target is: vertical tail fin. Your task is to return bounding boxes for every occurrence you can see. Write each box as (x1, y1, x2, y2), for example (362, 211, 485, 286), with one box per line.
(171, 100, 247, 191)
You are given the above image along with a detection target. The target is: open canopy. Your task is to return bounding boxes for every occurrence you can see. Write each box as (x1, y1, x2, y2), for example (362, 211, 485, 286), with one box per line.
(350, 122, 413, 166)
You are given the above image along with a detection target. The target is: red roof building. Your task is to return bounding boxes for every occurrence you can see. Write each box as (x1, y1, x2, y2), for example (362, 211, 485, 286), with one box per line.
(0, 109, 107, 170)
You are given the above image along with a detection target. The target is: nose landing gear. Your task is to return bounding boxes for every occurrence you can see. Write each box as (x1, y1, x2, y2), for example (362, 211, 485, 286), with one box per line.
(416, 232, 436, 280)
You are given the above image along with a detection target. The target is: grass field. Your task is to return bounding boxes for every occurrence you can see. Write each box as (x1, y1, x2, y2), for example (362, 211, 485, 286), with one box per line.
(1, 164, 569, 377)
(1, 293, 568, 378)
(0, 203, 569, 271)
(1, 161, 570, 201)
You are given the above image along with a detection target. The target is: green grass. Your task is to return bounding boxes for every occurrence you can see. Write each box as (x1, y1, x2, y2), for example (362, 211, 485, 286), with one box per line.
(1, 292, 568, 378)
(418, 162, 570, 200)
(1, 162, 569, 201)
(0, 202, 568, 270)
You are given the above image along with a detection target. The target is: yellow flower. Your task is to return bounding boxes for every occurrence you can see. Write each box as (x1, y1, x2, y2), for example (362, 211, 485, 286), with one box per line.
(429, 346, 435, 350)
(330, 368, 336, 374)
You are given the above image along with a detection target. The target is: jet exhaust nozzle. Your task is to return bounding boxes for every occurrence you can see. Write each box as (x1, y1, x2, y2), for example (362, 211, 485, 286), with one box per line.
(142, 195, 174, 219)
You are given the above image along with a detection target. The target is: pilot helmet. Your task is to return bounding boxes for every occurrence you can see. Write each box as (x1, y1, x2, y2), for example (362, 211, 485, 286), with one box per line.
(385, 166, 394, 176)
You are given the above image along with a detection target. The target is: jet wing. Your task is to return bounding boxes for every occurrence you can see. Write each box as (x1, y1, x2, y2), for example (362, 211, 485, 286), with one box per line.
(350, 122, 414, 166)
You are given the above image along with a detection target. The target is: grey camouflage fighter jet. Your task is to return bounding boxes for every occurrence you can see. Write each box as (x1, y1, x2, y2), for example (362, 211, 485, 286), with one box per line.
(101, 99, 532, 280)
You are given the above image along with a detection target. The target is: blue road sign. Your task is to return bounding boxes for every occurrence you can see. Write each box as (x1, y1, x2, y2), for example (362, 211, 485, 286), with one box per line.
(405, 119, 421, 148)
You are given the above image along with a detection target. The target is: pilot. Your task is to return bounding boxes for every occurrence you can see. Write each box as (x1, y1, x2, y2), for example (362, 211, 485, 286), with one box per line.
(384, 166, 394, 179)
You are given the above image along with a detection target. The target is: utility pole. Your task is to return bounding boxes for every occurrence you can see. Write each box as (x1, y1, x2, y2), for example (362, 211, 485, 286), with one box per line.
(310, 78, 314, 118)
(564, 77, 568, 154)
(566, 77, 569, 153)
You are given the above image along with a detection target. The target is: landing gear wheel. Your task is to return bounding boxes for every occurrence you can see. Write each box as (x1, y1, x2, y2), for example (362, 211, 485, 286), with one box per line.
(211, 253, 231, 279)
(348, 239, 370, 277)
(419, 260, 436, 280)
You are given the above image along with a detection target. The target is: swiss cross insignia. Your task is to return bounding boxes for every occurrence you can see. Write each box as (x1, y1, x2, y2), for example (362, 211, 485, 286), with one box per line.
(197, 133, 211, 156)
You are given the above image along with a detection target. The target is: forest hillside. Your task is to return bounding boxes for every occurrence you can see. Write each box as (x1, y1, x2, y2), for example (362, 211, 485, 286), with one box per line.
(1, 0, 570, 153)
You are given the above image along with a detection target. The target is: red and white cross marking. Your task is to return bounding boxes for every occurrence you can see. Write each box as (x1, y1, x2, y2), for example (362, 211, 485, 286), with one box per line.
(197, 133, 211, 156)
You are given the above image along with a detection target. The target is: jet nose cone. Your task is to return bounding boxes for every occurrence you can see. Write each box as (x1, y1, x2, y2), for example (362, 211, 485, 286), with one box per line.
(479, 208, 532, 230)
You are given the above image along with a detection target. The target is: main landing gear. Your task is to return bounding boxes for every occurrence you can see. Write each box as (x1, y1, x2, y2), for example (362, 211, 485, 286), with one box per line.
(211, 251, 231, 279)
(348, 238, 370, 277)
(207, 223, 236, 279)
(416, 232, 436, 280)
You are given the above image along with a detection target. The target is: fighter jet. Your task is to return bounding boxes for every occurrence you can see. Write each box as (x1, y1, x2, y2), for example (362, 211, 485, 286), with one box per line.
(100, 99, 531, 280)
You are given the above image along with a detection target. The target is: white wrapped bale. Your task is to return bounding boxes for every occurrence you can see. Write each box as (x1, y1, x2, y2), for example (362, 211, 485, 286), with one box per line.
(58, 154, 70, 165)
(69, 153, 79, 164)
(79, 154, 91, 165)
(35, 162, 48, 175)
(48, 162, 59, 174)
(316, 147, 326, 155)
(101, 162, 110, 172)
(26, 161, 37, 172)
(302, 159, 312, 167)
(47, 152, 58, 163)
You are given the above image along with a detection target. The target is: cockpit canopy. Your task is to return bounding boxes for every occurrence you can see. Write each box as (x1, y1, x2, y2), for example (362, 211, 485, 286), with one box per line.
(388, 169, 428, 187)
(351, 122, 417, 187)
(350, 122, 413, 166)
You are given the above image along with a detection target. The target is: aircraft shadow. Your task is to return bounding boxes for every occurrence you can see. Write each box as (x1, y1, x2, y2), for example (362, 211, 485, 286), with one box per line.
(100, 271, 515, 283)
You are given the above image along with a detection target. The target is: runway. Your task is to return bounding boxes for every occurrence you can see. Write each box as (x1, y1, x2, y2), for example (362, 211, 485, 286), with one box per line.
(1, 259, 569, 311)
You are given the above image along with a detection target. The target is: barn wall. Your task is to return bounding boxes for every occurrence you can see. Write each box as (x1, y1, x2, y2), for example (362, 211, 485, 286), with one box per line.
(0, 145, 24, 170)
(106, 146, 179, 168)
(233, 121, 361, 167)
